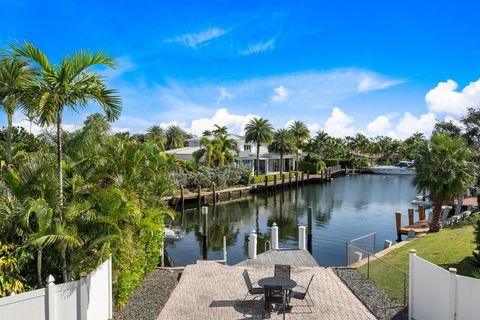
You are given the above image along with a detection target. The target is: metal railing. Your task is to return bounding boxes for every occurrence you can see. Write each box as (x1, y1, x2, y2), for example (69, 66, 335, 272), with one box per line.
(347, 244, 408, 306)
(346, 232, 376, 266)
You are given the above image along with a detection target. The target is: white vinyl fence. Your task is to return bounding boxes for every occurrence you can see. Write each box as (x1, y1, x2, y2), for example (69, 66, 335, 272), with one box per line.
(0, 258, 112, 320)
(409, 250, 480, 320)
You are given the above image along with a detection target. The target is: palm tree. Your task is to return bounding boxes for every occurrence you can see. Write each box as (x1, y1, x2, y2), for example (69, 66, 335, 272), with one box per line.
(9, 41, 122, 214)
(244, 117, 273, 175)
(413, 134, 475, 232)
(268, 129, 296, 175)
(212, 124, 228, 136)
(146, 125, 167, 150)
(0, 58, 35, 169)
(166, 125, 187, 149)
(193, 134, 238, 167)
(288, 121, 310, 170)
(215, 133, 238, 166)
(193, 136, 218, 167)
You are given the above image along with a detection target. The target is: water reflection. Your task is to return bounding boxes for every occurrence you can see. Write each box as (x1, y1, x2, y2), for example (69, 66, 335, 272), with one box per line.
(165, 174, 417, 266)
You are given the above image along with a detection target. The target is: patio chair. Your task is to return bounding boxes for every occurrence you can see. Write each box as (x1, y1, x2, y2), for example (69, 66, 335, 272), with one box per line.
(289, 275, 315, 312)
(242, 269, 263, 302)
(274, 264, 291, 279)
(264, 285, 285, 311)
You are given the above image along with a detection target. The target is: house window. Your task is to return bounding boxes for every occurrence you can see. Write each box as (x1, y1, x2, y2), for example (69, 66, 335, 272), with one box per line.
(244, 145, 251, 151)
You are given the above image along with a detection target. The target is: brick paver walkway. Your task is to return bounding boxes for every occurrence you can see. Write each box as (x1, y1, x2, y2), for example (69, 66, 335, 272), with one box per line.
(158, 261, 375, 320)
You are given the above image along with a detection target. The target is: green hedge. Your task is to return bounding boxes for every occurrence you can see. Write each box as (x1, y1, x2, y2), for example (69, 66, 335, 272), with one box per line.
(298, 160, 325, 174)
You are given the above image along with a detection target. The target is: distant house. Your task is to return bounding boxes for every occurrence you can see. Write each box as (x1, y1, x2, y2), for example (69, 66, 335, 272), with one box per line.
(165, 134, 297, 174)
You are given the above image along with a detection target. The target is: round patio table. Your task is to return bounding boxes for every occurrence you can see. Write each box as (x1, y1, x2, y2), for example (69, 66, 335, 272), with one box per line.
(259, 277, 297, 318)
(258, 277, 296, 290)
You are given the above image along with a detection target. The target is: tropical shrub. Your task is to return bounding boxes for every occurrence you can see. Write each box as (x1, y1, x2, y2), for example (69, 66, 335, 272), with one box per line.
(174, 165, 251, 190)
(0, 243, 32, 295)
(299, 159, 325, 173)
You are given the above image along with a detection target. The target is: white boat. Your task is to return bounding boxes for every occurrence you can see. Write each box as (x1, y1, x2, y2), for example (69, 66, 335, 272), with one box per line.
(368, 161, 415, 175)
(411, 195, 433, 208)
(164, 227, 183, 239)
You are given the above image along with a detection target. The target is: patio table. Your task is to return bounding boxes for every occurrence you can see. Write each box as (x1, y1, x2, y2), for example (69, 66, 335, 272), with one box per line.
(258, 277, 297, 316)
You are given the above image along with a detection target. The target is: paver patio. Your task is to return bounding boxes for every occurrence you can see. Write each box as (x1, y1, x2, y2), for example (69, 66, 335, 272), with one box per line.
(158, 261, 376, 319)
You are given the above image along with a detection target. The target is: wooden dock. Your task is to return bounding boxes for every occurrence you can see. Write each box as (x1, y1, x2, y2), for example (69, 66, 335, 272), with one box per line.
(235, 249, 319, 268)
(167, 165, 349, 207)
(396, 206, 430, 241)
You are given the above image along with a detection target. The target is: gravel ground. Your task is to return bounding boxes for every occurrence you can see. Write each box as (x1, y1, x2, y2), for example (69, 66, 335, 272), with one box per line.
(114, 268, 182, 320)
(333, 268, 408, 320)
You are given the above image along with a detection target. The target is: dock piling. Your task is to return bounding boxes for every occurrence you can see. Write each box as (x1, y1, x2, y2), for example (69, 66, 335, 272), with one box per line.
(271, 223, 279, 250)
(298, 226, 306, 250)
(212, 184, 216, 204)
(418, 205, 425, 221)
(395, 212, 403, 242)
(307, 207, 313, 253)
(202, 206, 208, 260)
(408, 208, 414, 225)
(197, 186, 201, 206)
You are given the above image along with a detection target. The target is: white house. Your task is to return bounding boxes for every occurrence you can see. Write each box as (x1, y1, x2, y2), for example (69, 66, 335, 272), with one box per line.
(165, 134, 297, 174)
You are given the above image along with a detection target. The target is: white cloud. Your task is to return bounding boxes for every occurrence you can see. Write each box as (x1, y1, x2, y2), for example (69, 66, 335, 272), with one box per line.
(188, 108, 258, 136)
(241, 38, 275, 56)
(395, 112, 436, 139)
(99, 68, 404, 133)
(425, 78, 480, 116)
(324, 107, 354, 137)
(165, 27, 228, 48)
(271, 85, 289, 103)
(366, 115, 391, 136)
(216, 87, 234, 104)
(357, 72, 406, 92)
(306, 123, 320, 133)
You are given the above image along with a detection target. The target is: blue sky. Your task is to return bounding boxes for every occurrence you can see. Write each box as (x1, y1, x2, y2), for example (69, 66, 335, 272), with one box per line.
(1, 0, 480, 138)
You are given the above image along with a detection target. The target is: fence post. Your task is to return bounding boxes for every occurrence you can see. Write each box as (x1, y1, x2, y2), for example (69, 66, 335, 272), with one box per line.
(409, 249, 416, 320)
(298, 226, 306, 250)
(346, 242, 350, 266)
(79, 272, 88, 320)
(223, 236, 227, 264)
(248, 230, 257, 259)
(271, 223, 279, 250)
(367, 253, 370, 279)
(108, 255, 113, 319)
(448, 268, 457, 320)
(46, 275, 56, 320)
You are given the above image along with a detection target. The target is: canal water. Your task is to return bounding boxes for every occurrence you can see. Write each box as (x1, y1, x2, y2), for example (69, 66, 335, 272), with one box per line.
(164, 174, 419, 267)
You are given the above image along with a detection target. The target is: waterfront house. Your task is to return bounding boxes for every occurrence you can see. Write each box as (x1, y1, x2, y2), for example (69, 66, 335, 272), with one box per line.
(165, 134, 297, 174)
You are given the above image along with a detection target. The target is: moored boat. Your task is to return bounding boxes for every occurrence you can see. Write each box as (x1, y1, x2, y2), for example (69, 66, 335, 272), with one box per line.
(368, 161, 415, 175)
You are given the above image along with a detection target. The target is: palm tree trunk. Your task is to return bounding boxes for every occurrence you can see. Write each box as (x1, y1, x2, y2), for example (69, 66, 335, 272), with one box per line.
(62, 248, 68, 282)
(430, 201, 443, 232)
(37, 249, 43, 287)
(256, 142, 260, 176)
(56, 111, 64, 217)
(6, 113, 12, 170)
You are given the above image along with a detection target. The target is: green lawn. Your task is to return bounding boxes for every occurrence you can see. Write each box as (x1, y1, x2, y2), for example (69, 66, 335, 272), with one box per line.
(357, 215, 479, 303)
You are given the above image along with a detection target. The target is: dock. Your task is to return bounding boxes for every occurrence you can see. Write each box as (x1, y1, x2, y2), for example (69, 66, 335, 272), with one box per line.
(235, 248, 319, 268)
(395, 206, 430, 241)
(167, 164, 350, 207)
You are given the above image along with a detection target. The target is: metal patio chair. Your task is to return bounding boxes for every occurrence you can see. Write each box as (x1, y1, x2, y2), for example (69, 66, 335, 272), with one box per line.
(274, 264, 291, 279)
